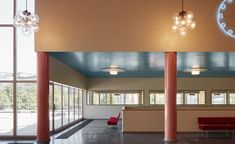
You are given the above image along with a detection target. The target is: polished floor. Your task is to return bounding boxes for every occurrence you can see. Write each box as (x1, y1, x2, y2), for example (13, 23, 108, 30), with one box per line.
(1, 120, 235, 144)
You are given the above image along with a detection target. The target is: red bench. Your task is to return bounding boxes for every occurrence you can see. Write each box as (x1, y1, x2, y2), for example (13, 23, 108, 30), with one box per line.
(107, 112, 121, 125)
(198, 117, 235, 137)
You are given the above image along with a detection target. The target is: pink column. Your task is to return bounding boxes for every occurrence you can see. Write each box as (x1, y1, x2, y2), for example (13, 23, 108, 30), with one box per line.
(37, 52, 50, 144)
(164, 52, 177, 142)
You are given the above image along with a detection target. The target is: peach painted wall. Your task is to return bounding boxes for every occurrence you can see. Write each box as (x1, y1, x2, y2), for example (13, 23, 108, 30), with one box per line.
(36, 0, 235, 52)
(122, 107, 235, 132)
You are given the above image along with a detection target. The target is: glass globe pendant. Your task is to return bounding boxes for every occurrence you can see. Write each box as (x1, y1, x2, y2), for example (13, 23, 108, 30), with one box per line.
(172, 0, 196, 36)
(14, 0, 39, 36)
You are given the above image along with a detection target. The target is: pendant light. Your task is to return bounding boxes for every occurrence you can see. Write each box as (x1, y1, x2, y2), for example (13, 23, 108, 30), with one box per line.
(102, 65, 126, 75)
(172, 0, 196, 36)
(14, 0, 39, 36)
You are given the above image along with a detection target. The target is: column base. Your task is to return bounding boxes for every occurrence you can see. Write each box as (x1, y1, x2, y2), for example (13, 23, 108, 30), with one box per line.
(164, 139, 178, 144)
(36, 139, 50, 144)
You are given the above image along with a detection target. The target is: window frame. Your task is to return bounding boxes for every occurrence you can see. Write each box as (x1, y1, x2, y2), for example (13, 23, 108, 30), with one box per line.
(86, 90, 144, 106)
(211, 90, 235, 105)
(149, 90, 206, 106)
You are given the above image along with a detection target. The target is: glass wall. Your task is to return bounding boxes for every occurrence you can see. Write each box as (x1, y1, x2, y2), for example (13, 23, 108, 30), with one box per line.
(69, 88, 75, 122)
(0, 0, 36, 136)
(49, 82, 84, 131)
(78, 90, 83, 118)
(49, 84, 53, 131)
(54, 84, 62, 130)
(63, 87, 69, 125)
(75, 89, 79, 120)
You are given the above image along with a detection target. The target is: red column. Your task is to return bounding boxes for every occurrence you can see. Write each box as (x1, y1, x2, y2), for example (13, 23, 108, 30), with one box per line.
(37, 52, 50, 144)
(164, 52, 177, 142)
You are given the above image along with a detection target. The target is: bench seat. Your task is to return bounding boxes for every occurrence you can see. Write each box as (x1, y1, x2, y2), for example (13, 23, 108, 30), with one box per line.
(198, 117, 235, 137)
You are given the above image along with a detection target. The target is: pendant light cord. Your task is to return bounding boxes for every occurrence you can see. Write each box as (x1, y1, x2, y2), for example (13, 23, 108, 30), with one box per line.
(182, 0, 184, 11)
(26, 0, 28, 10)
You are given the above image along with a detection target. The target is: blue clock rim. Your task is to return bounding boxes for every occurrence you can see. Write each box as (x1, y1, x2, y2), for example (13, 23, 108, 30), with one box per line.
(217, 0, 235, 38)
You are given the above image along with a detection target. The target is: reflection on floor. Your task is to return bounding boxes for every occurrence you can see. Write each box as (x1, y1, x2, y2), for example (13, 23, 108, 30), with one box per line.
(1, 120, 235, 144)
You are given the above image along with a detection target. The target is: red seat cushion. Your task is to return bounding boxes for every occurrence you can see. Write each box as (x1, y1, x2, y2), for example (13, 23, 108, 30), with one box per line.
(198, 117, 235, 130)
(107, 112, 121, 125)
(107, 119, 118, 125)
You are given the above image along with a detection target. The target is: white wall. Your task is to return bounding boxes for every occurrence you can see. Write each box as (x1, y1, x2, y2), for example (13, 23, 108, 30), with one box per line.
(83, 105, 123, 119)
(84, 78, 235, 119)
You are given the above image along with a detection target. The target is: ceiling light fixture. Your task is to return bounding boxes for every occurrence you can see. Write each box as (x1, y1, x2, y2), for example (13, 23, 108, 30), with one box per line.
(102, 65, 126, 75)
(172, 0, 196, 36)
(184, 67, 208, 76)
(191, 70, 200, 75)
(14, 0, 39, 36)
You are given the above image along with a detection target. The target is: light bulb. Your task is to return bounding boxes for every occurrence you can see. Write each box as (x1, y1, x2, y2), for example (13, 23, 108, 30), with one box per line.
(30, 14, 39, 23)
(186, 18, 192, 24)
(110, 71, 118, 75)
(175, 19, 180, 25)
(21, 27, 32, 36)
(186, 11, 194, 19)
(172, 25, 178, 31)
(190, 21, 196, 29)
(191, 70, 200, 75)
(181, 20, 186, 25)
(180, 30, 186, 36)
(33, 25, 39, 32)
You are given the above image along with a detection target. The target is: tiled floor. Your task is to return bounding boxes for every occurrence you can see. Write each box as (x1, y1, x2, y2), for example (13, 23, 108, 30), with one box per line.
(1, 120, 235, 144)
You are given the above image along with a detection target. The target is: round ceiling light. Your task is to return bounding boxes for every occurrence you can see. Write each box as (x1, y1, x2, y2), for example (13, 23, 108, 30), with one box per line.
(102, 65, 126, 75)
(184, 67, 208, 75)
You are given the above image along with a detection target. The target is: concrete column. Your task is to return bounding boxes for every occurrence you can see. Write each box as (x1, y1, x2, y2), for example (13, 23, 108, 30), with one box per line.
(164, 52, 177, 142)
(36, 52, 50, 144)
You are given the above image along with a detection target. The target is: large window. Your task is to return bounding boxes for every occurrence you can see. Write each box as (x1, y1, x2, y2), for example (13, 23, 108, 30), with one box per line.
(0, 28, 13, 81)
(87, 91, 144, 105)
(0, 83, 13, 135)
(150, 90, 206, 105)
(17, 83, 37, 135)
(0, 0, 14, 24)
(0, 0, 36, 137)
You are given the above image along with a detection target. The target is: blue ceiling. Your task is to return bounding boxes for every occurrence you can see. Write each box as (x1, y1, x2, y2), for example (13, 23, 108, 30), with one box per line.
(50, 52, 235, 78)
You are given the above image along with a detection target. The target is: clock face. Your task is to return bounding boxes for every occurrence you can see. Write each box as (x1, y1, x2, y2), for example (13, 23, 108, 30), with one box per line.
(217, 0, 235, 38)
